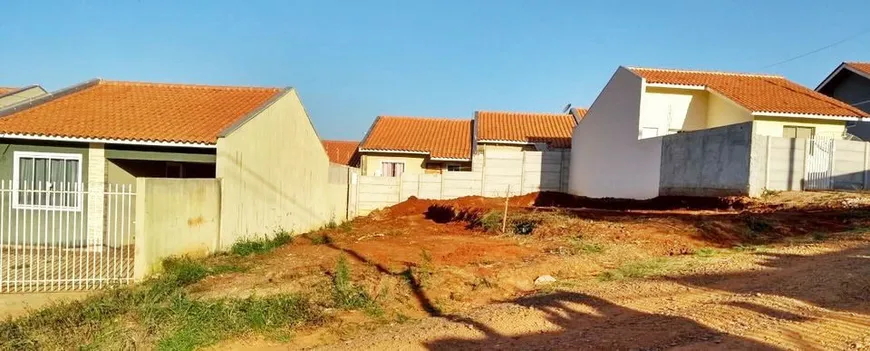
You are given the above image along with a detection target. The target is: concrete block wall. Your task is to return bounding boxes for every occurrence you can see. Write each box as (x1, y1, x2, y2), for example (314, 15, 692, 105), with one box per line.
(659, 122, 753, 196)
(354, 150, 570, 215)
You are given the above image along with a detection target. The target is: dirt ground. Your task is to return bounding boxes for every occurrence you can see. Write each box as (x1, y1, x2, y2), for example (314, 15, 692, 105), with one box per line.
(196, 191, 870, 350)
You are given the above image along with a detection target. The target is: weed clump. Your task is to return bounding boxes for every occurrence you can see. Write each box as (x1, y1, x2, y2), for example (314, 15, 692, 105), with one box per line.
(744, 216, 774, 233)
(306, 233, 333, 245)
(331, 256, 380, 315)
(230, 230, 293, 256)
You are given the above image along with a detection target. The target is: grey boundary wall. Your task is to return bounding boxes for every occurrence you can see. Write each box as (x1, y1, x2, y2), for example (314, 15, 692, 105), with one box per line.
(660, 121, 870, 197)
(659, 122, 754, 197)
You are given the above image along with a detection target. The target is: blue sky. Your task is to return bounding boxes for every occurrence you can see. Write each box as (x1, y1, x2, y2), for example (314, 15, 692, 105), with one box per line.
(2, 1, 870, 140)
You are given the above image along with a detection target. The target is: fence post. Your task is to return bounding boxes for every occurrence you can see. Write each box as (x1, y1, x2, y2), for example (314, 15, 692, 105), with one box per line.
(480, 151, 487, 196)
(764, 136, 771, 189)
(801, 138, 813, 190)
(864, 142, 869, 190)
(829, 139, 837, 189)
(519, 151, 527, 195)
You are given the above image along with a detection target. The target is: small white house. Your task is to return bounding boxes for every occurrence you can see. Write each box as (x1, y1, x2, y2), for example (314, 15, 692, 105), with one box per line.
(569, 66, 867, 199)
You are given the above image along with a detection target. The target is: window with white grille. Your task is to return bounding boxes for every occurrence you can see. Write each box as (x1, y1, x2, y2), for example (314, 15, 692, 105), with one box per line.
(13, 151, 83, 210)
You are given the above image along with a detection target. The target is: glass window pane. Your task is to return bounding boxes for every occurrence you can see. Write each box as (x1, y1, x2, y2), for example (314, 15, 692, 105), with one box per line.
(18, 157, 33, 204)
(34, 158, 47, 205)
(66, 159, 79, 207)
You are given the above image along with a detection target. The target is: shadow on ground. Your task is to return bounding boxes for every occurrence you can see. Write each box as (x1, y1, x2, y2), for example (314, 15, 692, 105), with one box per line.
(425, 291, 776, 350)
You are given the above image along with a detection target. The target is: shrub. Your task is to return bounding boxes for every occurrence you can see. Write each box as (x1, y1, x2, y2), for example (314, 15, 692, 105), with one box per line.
(478, 211, 504, 232)
(306, 233, 333, 245)
(744, 216, 773, 233)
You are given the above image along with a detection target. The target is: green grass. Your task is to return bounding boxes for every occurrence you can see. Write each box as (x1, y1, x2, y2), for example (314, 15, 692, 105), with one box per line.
(331, 256, 381, 316)
(0, 254, 321, 351)
(693, 247, 718, 258)
(477, 211, 504, 232)
(567, 237, 605, 254)
(230, 230, 293, 256)
(598, 259, 671, 281)
(732, 244, 769, 253)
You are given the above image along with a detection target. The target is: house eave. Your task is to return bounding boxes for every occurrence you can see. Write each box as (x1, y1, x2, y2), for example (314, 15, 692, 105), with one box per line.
(0, 133, 217, 148)
(751, 111, 865, 121)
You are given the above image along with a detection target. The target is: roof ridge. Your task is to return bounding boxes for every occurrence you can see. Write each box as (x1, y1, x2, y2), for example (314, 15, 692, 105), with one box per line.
(629, 66, 784, 79)
(476, 110, 574, 116)
(98, 79, 282, 91)
(377, 115, 470, 122)
(322, 139, 359, 144)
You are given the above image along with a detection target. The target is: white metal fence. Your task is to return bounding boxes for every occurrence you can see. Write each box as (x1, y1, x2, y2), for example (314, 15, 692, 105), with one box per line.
(805, 137, 835, 190)
(0, 181, 135, 292)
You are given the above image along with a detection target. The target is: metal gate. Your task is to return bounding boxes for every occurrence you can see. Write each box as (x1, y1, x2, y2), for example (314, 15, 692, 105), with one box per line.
(804, 137, 835, 190)
(0, 182, 135, 292)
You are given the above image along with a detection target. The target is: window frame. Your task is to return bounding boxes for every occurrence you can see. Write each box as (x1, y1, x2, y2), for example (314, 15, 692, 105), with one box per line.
(12, 151, 84, 211)
(445, 163, 470, 172)
(379, 161, 406, 177)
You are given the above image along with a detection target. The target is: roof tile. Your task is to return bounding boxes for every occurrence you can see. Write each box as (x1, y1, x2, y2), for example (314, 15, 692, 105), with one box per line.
(629, 67, 867, 118)
(322, 140, 360, 166)
(360, 116, 473, 160)
(476, 111, 580, 148)
(845, 62, 870, 77)
(0, 80, 283, 144)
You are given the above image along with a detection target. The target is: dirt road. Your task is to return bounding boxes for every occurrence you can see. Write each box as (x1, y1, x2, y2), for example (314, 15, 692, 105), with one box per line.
(308, 239, 870, 350)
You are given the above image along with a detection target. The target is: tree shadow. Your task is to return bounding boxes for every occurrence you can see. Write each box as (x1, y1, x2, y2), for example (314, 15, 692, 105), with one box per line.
(425, 291, 778, 350)
(670, 243, 870, 315)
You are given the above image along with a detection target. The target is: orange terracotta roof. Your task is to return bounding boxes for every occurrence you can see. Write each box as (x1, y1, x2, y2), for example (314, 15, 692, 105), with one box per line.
(0, 79, 283, 144)
(360, 116, 473, 160)
(845, 62, 870, 76)
(0, 87, 16, 95)
(322, 140, 360, 166)
(476, 111, 579, 148)
(629, 67, 867, 118)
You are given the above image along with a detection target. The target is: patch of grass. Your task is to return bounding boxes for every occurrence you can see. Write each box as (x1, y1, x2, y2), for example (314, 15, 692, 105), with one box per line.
(0, 255, 320, 350)
(598, 259, 670, 281)
(230, 230, 293, 256)
(476, 210, 504, 232)
(306, 233, 333, 245)
(331, 256, 381, 316)
(693, 247, 718, 258)
(732, 244, 769, 253)
(761, 188, 781, 198)
(568, 237, 605, 254)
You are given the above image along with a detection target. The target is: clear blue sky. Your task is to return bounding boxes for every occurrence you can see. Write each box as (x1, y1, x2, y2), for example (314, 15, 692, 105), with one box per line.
(3, 1, 870, 140)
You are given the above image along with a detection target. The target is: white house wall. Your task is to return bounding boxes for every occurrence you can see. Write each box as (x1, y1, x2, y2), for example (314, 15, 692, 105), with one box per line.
(569, 67, 663, 199)
(706, 92, 753, 129)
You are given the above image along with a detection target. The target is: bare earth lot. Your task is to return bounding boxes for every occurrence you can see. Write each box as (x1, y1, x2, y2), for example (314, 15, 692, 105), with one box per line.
(203, 191, 870, 350)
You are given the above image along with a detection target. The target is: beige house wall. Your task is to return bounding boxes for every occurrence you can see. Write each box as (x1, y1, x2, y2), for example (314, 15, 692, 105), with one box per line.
(706, 93, 753, 128)
(360, 153, 428, 176)
(216, 89, 339, 248)
(639, 87, 709, 136)
(133, 178, 221, 279)
(753, 116, 847, 140)
(0, 86, 47, 108)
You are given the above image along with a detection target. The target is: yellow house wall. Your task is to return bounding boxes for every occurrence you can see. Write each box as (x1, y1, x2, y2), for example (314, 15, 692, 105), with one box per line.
(359, 153, 428, 176)
(639, 87, 708, 137)
(752, 116, 847, 139)
(216, 89, 341, 248)
(706, 93, 753, 128)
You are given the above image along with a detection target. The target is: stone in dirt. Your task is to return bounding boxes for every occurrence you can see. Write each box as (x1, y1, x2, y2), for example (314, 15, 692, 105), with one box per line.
(534, 275, 557, 285)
